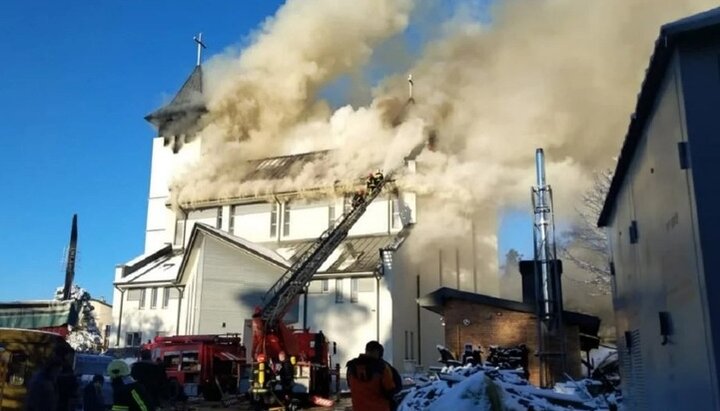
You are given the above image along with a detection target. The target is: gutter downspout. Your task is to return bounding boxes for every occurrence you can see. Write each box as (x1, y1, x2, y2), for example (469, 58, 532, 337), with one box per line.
(174, 285, 184, 335)
(114, 286, 125, 346)
(416, 274, 422, 365)
(376, 274, 381, 341)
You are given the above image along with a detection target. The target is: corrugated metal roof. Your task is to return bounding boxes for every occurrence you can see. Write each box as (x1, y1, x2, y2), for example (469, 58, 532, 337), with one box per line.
(598, 6, 720, 226)
(242, 150, 333, 182)
(267, 228, 411, 274)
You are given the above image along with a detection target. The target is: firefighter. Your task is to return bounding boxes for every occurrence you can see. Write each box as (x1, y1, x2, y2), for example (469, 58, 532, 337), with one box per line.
(352, 190, 366, 208)
(107, 359, 153, 411)
(366, 173, 376, 191)
(274, 351, 295, 402)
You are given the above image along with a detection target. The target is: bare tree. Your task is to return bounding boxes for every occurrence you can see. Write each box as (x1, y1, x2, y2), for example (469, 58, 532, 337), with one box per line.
(560, 169, 613, 295)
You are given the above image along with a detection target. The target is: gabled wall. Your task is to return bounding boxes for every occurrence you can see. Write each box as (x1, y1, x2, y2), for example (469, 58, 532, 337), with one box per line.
(605, 52, 716, 410)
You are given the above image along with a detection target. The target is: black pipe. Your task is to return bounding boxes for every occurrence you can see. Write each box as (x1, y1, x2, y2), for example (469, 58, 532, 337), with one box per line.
(416, 274, 422, 365)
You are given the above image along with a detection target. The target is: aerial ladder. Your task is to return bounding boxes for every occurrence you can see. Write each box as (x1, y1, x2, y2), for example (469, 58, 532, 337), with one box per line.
(248, 170, 394, 406)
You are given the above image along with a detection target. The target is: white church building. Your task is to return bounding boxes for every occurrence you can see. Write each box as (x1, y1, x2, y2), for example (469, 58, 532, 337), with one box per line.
(111, 58, 491, 372)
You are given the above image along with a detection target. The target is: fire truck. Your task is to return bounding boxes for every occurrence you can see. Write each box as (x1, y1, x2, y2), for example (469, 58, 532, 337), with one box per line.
(144, 334, 247, 400)
(248, 171, 391, 408)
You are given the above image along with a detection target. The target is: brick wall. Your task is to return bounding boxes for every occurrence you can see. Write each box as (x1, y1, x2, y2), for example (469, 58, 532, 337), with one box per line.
(443, 299, 582, 386)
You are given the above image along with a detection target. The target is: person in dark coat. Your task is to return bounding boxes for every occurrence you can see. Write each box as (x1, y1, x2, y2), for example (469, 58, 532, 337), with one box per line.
(131, 350, 166, 409)
(56, 363, 79, 411)
(24, 358, 62, 411)
(107, 360, 153, 411)
(274, 351, 295, 401)
(83, 374, 106, 411)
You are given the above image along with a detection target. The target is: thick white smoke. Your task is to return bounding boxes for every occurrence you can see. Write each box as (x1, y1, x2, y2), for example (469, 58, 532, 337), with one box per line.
(169, 0, 717, 295)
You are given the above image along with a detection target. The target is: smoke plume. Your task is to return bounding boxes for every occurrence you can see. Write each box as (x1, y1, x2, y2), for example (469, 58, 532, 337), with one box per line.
(169, 0, 717, 298)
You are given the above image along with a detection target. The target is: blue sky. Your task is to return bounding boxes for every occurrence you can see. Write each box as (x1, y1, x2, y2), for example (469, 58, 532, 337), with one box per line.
(0, 1, 286, 301)
(0, 0, 527, 302)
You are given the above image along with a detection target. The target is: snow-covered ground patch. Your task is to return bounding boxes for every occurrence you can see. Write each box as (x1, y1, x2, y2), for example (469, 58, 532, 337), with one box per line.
(398, 365, 620, 411)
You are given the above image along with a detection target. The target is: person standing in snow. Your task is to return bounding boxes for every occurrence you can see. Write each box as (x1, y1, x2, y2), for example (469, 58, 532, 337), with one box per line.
(346, 341, 397, 411)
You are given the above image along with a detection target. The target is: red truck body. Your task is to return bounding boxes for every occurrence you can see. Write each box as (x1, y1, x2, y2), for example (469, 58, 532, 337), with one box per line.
(144, 334, 247, 400)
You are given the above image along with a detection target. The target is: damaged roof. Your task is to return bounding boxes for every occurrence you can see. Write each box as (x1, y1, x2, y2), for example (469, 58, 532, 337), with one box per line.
(242, 150, 334, 183)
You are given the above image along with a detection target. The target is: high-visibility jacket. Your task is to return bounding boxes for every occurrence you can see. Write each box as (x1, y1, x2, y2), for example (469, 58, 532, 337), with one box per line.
(110, 377, 152, 411)
(346, 354, 396, 411)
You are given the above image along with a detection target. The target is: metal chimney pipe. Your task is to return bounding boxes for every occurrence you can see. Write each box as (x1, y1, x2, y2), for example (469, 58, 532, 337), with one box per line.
(534, 149, 551, 320)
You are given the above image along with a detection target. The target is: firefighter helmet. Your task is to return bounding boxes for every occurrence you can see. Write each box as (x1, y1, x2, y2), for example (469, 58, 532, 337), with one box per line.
(107, 359, 130, 377)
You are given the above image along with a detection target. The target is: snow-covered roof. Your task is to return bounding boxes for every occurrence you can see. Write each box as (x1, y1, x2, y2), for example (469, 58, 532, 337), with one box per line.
(0, 300, 80, 329)
(116, 252, 184, 285)
(174, 223, 290, 285)
(195, 224, 289, 267)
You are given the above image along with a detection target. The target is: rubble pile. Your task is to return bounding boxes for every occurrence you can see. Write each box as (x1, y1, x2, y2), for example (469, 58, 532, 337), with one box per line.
(398, 365, 621, 411)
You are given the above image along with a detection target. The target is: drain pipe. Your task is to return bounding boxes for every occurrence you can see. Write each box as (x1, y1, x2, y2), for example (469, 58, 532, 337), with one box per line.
(114, 286, 125, 346)
(174, 285, 184, 335)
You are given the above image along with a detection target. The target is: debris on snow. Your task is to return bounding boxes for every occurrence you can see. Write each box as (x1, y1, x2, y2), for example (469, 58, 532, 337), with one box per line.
(398, 365, 621, 411)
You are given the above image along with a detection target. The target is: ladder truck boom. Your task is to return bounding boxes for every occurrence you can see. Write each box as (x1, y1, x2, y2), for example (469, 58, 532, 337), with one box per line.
(259, 171, 393, 326)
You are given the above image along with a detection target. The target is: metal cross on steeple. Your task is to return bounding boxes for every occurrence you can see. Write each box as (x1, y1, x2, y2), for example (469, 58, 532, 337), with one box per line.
(193, 32, 207, 66)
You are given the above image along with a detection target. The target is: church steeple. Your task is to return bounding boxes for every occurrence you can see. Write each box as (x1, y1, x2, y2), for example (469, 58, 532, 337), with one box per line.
(145, 34, 208, 140)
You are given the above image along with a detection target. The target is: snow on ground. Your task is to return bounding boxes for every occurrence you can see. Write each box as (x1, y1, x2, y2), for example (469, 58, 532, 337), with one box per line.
(398, 365, 620, 411)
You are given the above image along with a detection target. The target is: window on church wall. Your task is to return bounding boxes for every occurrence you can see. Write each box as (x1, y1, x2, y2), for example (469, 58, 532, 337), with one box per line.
(322, 279, 330, 293)
(229, 206, 235, 234)
(328, 204, 336, 228)
(283, 203, 291, 237)
(270, 203, 278, 237)
(335, 279, 344, 303)
(162, 287, 171, 309)
(127, 289, 142, 301)
(139, 289, 146, 309)
(391, 199, 402, 229)
(126, 332, 142, 347)
(350, 279, 359, 303)
(216, 207, 223, 229)
(174, 219, 185, 246)
(150, 288, 158, 309)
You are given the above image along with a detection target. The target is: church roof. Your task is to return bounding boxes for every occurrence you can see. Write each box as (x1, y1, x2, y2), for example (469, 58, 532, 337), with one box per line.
(270, 226, 412, 274)
(145, 65, 206, 127)
(243, 151, 333, 183)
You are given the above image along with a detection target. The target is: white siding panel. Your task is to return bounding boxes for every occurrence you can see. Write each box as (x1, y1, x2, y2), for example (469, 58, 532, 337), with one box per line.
(300, 277, 380, 381)
(349, 199, 389, 236)
(283, 202, 327, 240)
(233, 203, 274, 242)
(196, 236, 286, 334)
